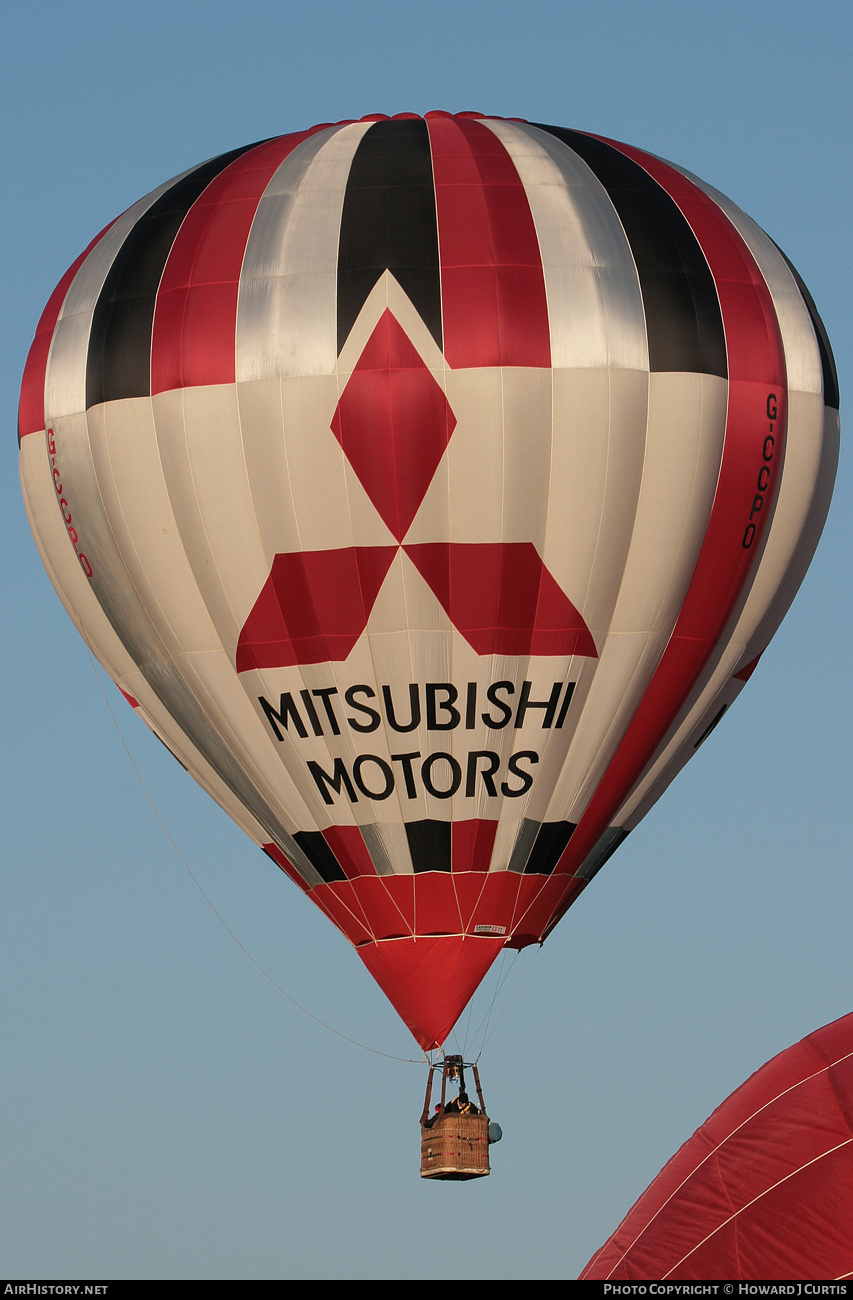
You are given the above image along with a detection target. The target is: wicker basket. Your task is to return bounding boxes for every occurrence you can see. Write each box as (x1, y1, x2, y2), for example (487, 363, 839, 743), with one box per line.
(420, 1112, 491, 1180)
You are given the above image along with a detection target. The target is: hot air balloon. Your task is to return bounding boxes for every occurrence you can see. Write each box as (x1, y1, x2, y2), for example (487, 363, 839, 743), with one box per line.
(19, 113, 839, 1054)
(581, 1011, 853, 1279)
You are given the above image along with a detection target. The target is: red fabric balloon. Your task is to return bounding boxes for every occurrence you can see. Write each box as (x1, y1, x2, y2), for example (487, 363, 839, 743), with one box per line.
(19, 114, 839, 1051)
(582, 1013, 853, 1279)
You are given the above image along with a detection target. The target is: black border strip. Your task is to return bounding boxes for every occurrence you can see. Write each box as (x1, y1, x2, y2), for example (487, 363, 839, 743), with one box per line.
(86, 142, 264, 408)
(534, 125, 727, 377)
(337, 118, 442, 354)
(406, 819, 452, 873)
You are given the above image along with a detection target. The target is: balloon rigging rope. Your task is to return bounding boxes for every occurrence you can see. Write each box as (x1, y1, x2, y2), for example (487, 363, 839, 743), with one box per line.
(444, 944, 538, 1065)
(472, 945, 539, 1061)
(454, 950, 510, 1058)
(84, 645, 423, 1066)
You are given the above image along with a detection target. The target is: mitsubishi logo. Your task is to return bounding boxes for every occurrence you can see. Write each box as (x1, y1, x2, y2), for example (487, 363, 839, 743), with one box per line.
(236, 309, 596, 672)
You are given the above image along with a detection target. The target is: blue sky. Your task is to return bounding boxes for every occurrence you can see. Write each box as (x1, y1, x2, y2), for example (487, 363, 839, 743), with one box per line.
(2, 0, 851, 1279)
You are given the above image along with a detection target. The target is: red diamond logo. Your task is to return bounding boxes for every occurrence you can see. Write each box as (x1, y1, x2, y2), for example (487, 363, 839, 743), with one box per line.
(235, 546, 397, 672)
(404, 542, 597, 658)
(237, 312, 597, 670)
(330, 310, 456, 541)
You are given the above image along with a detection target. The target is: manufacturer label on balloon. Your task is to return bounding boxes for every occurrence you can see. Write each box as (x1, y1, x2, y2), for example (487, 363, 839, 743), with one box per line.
(473, 925, 507, 935)
(258, 679, 575, 739)
(306, 748, 540, 805)
(255, 677, 578, 806)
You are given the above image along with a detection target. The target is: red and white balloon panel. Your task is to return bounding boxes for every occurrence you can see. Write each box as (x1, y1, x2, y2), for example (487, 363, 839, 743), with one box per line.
(19, 113, 839, 1048)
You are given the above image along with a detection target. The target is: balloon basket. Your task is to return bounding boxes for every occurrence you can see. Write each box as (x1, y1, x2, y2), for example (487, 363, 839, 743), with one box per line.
(420, 1111, 490, 1180)
(419, 1055, 492, 1180)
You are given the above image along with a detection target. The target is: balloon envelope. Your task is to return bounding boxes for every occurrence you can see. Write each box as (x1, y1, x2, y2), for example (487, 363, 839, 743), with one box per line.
(582, 1012, 853, 1279)
(19, 114, 839, 1048)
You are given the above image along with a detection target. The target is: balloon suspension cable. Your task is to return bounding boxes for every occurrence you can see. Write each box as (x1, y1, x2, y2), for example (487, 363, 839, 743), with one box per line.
(442, 943, 540, 1065)
(476, 946, 540, 1061)
(84, 645, 422, 1065)
(449, 949, 508, 1060)
(480, 944, 541, 1056)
